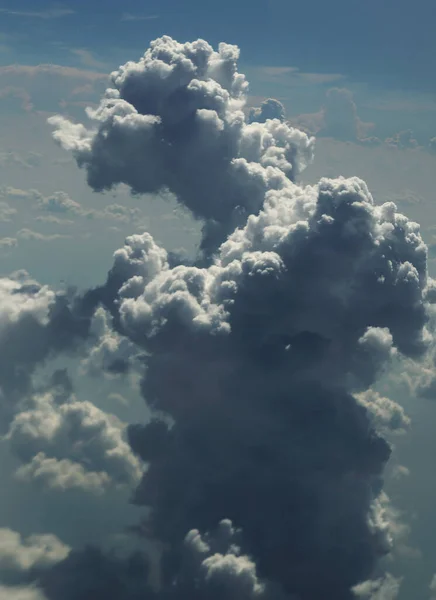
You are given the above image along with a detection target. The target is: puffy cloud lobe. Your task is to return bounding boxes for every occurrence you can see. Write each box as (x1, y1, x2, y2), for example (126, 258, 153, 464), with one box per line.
(120, 177, 429, 370)
(77, 232, 171, 334)
(0, 529, 69, 585)
(49, 36, 314, 252)
(352, 574, 401, 599)
(34, 191, 82, 215)
(4, 389, 142, 493)
(355, 390, 410, 434)
(0, 275, 54, 426)
(0, 528, 66, 600)
(14, 453, 112, 494)
(168, 519, 286, 600)
(0, 585, 48, 600)
(80, 307, 139, 377)
(0, 274, 94, 430)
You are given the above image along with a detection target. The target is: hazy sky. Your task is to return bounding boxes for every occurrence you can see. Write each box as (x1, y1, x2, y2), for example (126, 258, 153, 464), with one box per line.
(0, 2, 435, 600)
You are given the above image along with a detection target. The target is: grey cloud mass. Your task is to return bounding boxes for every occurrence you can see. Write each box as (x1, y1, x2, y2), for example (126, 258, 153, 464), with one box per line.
(320, 87, 360, 141)
(0, 34, 432, 600)
(0, 528, 69, 585)
(0, 271, 96, 431)
(111, 174, 430, 600)
(4, 387, 142, 494)
(0, 585, 48, 600)
(248, 98, 286, 124)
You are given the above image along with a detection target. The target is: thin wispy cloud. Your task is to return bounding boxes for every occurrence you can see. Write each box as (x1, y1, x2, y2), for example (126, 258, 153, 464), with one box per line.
(0, 6, 74, 19)
(0, 64, 107, 80)
(252, 65, 344, 86)
(70, 49, 108, 70)
(120, 12, 159, 22)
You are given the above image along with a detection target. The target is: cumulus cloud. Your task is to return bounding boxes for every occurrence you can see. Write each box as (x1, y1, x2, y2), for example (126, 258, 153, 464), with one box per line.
(0, 200, 17, 221)
(170, 519, 286, 600)
(248, 98, 285, 123)
(49, 35, 314, 253)
(17, 229, 71, 242)
(385, 130, 418, 150)
(353, 573, 401, 599)
(5, 34, 432, 600)
(4, 388, 142, 494)
(0, 236, 17, 248)
(0, 585, 48, 600)
(2, 186, 142, 224)
(34, 191, 83, 215)
(355, 390, 410, 434)
(0, 272, 97, 431)
(295, 87, 376, 144)
(103, 176, 430, 597)
(80, 307, 140, 377)
(321, 87, 360, 140)
(1, 187, 86, 217)
(0, 528, 69, 585)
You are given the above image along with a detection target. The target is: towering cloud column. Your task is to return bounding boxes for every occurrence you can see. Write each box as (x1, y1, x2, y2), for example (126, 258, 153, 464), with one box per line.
(47, 36, 433, 600)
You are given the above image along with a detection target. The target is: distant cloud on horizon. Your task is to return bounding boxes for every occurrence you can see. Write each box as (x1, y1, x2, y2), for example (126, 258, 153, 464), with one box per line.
(0, 6, 74, 19)
(252, 65, 344, 86)
(120, 12, 159, 22)
(69, 49, 108, 70)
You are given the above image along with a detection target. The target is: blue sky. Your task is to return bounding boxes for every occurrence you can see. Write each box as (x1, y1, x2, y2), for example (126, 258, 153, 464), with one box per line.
(1, 0, 435, 93)
(1, 0, 435, 144)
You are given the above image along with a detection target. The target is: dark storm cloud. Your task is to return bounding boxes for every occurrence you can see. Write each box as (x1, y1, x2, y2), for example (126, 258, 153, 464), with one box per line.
(39, 546, 154, 600)
(29, 35, 434, 600)
(77, 175, 429, 599)
(49, 36, 314, 253)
